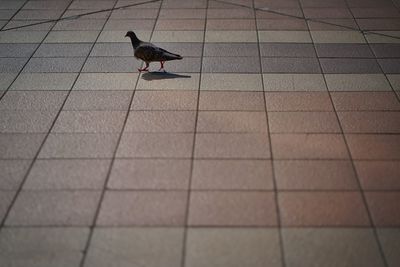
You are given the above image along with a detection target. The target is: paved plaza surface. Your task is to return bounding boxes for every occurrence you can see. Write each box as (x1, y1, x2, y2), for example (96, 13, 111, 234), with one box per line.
(0, 0, 400, 266)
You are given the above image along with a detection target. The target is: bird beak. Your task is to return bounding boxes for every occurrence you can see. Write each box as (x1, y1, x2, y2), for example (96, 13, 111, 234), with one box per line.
(125, 33, 128, 37)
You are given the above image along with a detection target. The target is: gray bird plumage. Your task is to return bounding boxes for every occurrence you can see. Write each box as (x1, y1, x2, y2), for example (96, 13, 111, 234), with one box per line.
(125, 31, 183, 72)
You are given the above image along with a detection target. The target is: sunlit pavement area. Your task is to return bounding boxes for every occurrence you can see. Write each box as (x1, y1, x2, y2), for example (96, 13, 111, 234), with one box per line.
(1, 0, 400, 266)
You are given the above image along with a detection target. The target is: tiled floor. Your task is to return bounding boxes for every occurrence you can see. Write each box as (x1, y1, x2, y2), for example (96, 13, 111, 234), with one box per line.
(0, 0, 399, 266)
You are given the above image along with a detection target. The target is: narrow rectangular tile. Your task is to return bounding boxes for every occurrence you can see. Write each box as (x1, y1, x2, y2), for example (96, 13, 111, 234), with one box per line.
(199, 91, 265, 111)
(201, 74, 263, 91)
(325, 74, 391, 91)
(346, 134, 400, 159)
(263, 74, 326, 91)
(197, 111, 267, 132)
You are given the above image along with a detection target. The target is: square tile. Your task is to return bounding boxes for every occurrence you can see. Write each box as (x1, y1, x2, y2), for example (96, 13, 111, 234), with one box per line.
(23, 57, 86, 73)
(116, 133, 193, 158)
(97, 191, 187, 226)
(34, 43, 93, 57)
(366, 192, 400, 226)
(261, 57, 321, 73)
(325, 74, 391, 91)
(377, 228, 400, 267)
(52, 111, 126, 133)
(201, 74, 263, 91)
(73, 73, 138, 90)
(39, 133, 119, 158)
(0, 133, 45, 159)
(346, 134, 400, 159)
(265, 92, 333, 111)
(0, 160, 31, 190)
(195, 133, 270, 159)
(189, 191, 277, 226)
(331, 92, 400, 111)
(199, 91, 265, 111)
(263, 74, 326, 91)
(258, 31, 312, 43)
(202, 57, 260, 73)
(44, 31, 100, 43)
(205, 30, 257, 42)
(64, 91, 132, 110)
(125, 111, 196, 132)
(0, 110, 57, 133)
(275, 160, 358, 190)
(311, 31, 366, 43)
(186, 228, 282, 267)
(197, 111, 267, 132)
(132, 90, 197, 110)
(192, 159, 274, 190)
(283, 228, 385, 267)
(85, 228, 184, 267)
(5, 191, 101, 226)
(137, 73, 199, 90)
(338, 111, 400, 133)
(151, 31, 204, 42)
(24, 159, 111, 190)
(271, 134, 349, 159)
(355, 161, 400, 190)
(10, 73, 78, 91)
(108, 159, 191, 190)
(279, 192, 370, 226)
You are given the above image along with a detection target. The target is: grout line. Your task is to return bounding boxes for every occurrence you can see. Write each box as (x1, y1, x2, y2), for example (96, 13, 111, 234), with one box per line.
(253, 0, 287, 266)
(180, 0, 209, 266)
(0, 0, 30, 31)
(300, 0, 391, 266)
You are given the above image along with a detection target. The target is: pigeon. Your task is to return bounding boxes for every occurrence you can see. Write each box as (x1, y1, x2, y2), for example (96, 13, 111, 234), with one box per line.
(125, 31, 183, 72)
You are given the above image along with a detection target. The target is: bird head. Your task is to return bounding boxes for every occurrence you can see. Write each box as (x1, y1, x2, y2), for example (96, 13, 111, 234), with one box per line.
(125, 31, 137, 38)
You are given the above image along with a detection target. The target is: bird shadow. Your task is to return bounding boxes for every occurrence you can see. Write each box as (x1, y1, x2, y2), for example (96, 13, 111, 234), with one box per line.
(141, 71, 191, 81)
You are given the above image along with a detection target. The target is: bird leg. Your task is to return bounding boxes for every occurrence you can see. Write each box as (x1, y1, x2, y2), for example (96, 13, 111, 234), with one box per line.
(159, 61, 165, 72)
(138, 62, 149, 72)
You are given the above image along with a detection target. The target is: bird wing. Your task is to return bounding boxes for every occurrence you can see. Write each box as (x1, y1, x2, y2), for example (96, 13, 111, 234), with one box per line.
(134, 44, 182, 62)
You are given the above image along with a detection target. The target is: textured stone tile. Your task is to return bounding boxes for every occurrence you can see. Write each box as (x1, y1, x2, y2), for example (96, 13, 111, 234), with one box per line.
(53, 19, 106, 31)
(156, 19, 205, 30)
(195, 133, 270, 159)
(0, 73, 16, 90)
(269, 112, 340, 133)
(259, 31, 312, 43)
(159, 9, 206, 19)
(204, 43, 259, 57)
(338, 111, 400, 133)
(10, 73, 78, 91)
(125, 111, 196, 132)
(205, 30, 257, 42)
(149, 57, 201, 73)
(13, 9, 64, 20)
(257, 18, 308, 30)
(0, 191, 15, 222)
(311, 31, 366, 43)
(44, 31, 99, 43)
(370, 44, 400, 58)
(262, 57, 321, 73)
(266, 92, 333, 112)
(0, 31, 48, 43)
(378, 58, 400, 74)
(0, 44, 38, 57)
(132, 90, 197, 110)
(189, 191, 277, 226)
(0, 133, 45, 159)
(201, 74, 263, 91)
(192, 159, 273, 190)
(23, 57, 86, 73)
(152, 31, 204, 42)
(163, 0, 207, 8)
(153, 42, 203, 57)
(0, 110, 57, 133)
(197, 111, 267, 132)
(0, 1, 25, 9)
(64, 91, 132, 110)
(53, 111, 125, 133)
(377, 228, 400, 267)
(199, 91, 265, 111)
(24, 159, 111, 190)
(90, 43, 134, 56)
(263, 74, 326, 91)
(275, 160, 358, 190)
(202, 57, 260, 73)
(315, 43, 374, 58)
(331, 92, 400, 111)
(283, 228, 385, 267)
(23, 0, 71, 9)
(346, 134, 400, 160)
(73, 73, 138, 90)
(4, 19, 55, 31)
(365, 31, 400, 43)
(0, 227, 88, 267)
(116, 133, 193, 158)
(110, 8, 159, 19)
(70, 0, 115, 9)
(325, 74, 391, 91)
(366, 192, 400, 226)
(206, 19, 255, 30)
(0, 58, 29, 73)
(387, 74, 400, 90)
(39, 133, 119, 158)
(85, 228, 184, 267)
(271, 134, 349, 159)
(0, 160, 31, 190)
(34, 43, 93, 57)
(186, 228, 282, 267)
(207, 8, 254, 19)
(6, 191, 101, 226)
(98, 30, 151, 42)
(82, 57, 141, 73)
(97, 191, 188, 226)
(355, 161, 400, 190)
(357, 18, 400, 31)
(62, 9, 111, 19)
(0, 91, 67, 111)
(104, 19, 155, 31)
(108, 159, 191, 190)
(137, 73, 199, 90)
(279, 192, 370, 226)
(351, 7, 400, 17)
(320, 58, 381, 74)
(260, 43, 315, 57)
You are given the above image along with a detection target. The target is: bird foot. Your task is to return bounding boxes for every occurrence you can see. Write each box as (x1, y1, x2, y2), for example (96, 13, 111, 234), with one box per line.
(158, 68, 166, 72)
(138, 68, 149, 72)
